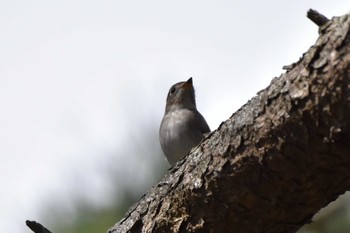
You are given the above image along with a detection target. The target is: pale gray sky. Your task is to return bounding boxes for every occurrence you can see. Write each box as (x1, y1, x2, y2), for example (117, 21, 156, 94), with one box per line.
(1, 1, 349, 232)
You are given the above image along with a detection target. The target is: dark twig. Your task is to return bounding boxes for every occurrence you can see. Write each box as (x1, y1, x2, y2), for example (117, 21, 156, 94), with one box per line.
(26, 220, 52, 233)
(307, 9, 329, 26)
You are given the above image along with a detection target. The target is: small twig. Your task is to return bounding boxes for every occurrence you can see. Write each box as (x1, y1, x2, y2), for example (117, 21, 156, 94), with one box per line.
(307, 9, 329, 26)
(26, 220, 52, 233)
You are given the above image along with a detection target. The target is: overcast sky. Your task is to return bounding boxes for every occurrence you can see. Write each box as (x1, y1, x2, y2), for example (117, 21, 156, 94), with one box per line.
(1, 1, 349, 233)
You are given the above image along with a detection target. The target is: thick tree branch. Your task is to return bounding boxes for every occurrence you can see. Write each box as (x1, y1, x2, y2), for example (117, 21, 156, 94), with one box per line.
(109, 11, 350, 233)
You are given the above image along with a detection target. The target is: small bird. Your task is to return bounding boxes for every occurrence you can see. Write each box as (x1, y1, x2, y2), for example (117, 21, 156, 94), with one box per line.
(159, 77, 210, 165)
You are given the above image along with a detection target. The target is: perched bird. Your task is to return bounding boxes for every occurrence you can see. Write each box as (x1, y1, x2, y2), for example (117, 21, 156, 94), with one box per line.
(159, 77, 210, 165)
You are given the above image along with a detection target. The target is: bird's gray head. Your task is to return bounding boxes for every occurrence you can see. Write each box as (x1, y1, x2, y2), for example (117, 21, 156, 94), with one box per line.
(165, 77, 196, 113)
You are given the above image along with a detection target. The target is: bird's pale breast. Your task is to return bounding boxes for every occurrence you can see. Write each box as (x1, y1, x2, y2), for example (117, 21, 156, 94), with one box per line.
(160, 108, 205, 165)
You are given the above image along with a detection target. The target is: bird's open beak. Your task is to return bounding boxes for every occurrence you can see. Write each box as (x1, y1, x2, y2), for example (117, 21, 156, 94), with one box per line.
(183, 77, 193, 89)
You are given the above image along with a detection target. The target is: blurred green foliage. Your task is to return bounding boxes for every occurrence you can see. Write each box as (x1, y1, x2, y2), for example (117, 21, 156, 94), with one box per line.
(298, 192, 350, 233)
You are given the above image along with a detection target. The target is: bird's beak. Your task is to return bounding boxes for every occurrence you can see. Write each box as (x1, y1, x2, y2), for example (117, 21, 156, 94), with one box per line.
(183, 77, 193, 89)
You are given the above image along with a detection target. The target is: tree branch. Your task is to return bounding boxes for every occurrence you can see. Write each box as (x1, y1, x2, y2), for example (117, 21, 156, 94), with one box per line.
(307, 9, 329, 26)
(26, 220, 52, 233)
(109, 11, 350, 233)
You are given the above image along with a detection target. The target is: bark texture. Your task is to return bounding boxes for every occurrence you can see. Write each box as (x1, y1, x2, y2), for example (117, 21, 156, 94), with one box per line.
(109, 12, 350, 233)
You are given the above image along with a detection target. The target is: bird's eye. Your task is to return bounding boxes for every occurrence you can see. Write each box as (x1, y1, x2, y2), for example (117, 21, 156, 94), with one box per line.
(170, 86, 176, 95)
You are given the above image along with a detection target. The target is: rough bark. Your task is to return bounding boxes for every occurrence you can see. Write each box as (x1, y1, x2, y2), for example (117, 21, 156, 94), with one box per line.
(108, 10, 350, 233)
